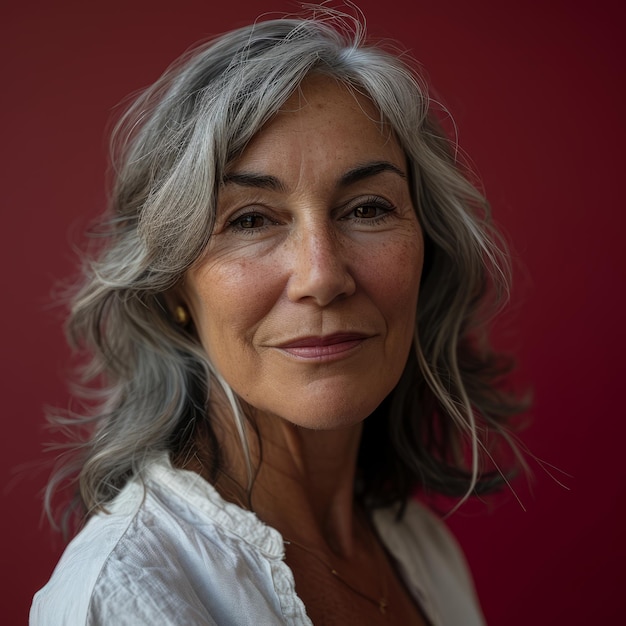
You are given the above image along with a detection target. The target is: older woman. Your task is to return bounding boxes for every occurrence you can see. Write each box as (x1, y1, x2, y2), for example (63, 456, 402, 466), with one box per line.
(32, 9, 522, 626)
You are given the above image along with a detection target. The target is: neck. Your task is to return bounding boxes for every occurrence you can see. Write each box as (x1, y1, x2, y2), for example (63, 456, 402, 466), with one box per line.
(211, 402, 364, 557)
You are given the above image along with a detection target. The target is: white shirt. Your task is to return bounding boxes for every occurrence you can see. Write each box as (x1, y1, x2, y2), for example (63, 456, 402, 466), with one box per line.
(31, 456, 485, 625)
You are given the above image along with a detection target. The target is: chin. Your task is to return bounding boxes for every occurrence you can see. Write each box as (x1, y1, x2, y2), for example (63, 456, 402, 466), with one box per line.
(258, 391, 388, 432)
(232, 367, 403, 432)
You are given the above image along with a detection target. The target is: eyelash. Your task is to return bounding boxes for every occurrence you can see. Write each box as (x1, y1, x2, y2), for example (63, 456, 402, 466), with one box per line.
(343, 196, 395, 225)
(225, 195, 395, 234)
(226, 212, 277, 234)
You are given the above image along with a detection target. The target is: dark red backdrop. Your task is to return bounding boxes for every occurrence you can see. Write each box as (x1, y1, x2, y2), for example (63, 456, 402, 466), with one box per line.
(3, 1, 624, 624)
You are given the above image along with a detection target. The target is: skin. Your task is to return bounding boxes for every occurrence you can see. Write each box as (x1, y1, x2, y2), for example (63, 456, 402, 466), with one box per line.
(185, 75, 423, 433)
(181, 75, 426, 624)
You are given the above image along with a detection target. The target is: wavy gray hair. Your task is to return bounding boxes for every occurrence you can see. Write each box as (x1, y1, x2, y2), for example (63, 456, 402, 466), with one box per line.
(46, 8, 524, 530)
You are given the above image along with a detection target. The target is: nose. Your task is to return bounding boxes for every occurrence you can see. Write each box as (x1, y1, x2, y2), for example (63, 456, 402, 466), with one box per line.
(286, 222, 356, 306)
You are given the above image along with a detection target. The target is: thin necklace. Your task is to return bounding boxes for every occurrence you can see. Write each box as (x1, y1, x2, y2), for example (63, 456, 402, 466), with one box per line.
(285, 536, 389, 615)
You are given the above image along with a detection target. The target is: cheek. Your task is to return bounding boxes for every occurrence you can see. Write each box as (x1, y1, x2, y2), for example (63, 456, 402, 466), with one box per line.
(363, 234, 424, 322)
(186, 256, 283, 358)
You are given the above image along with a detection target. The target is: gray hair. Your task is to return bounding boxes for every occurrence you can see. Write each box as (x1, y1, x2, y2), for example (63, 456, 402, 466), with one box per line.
(46, 8, 524, 530)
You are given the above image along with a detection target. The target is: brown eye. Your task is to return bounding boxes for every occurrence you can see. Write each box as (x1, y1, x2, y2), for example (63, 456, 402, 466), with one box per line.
(342, 197, 395, 226)
(234, 214, 266, 229)
(354, 205, 379, 219)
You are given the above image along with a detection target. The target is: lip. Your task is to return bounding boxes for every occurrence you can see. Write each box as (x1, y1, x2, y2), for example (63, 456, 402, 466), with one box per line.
(274, 332, 371, 360)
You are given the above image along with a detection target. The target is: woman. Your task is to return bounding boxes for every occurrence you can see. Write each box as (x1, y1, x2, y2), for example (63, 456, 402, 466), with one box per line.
(32, 8, 523, 626)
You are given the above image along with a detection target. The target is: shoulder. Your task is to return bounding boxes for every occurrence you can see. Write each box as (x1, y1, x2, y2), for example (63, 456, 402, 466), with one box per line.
(31, 460, 300, 626)
(373, 500, 486, 626)
(30, 480, 176, 626)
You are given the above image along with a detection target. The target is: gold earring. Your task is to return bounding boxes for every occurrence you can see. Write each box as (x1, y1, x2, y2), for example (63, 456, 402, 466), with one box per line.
(173, 305, 189, 326)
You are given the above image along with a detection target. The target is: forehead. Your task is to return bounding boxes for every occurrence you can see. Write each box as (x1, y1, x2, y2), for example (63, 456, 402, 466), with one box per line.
(278, 73, 383, 124)
(226, 74, 405, 176)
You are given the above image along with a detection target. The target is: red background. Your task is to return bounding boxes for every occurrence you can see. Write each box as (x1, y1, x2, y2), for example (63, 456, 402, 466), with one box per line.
(3, 1, 624, 624)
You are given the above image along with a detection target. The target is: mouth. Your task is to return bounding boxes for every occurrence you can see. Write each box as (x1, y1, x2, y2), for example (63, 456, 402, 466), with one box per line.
(274, 332, 371, 360)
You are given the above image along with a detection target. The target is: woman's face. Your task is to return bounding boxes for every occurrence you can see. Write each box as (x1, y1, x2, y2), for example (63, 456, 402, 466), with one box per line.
(184, 75, 424, 430)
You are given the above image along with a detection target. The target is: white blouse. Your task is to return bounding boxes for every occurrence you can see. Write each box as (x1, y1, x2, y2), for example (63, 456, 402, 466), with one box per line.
(31, 456, 485, 625)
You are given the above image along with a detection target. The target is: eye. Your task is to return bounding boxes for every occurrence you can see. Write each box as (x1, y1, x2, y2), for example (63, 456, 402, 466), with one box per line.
(353, 204, 385, 219)
(228, 213, 271, 230)
(343, 196, 395, 224)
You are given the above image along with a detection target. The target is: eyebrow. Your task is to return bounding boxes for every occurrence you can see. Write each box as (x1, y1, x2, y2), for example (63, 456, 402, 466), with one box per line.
(339, 161, 406, 186)
(221, 161, 406, 192)
(221, 172, 285, 192)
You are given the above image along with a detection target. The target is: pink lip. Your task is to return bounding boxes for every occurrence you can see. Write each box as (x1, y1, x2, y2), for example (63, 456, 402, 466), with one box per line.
(275, 333, 370, 359)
